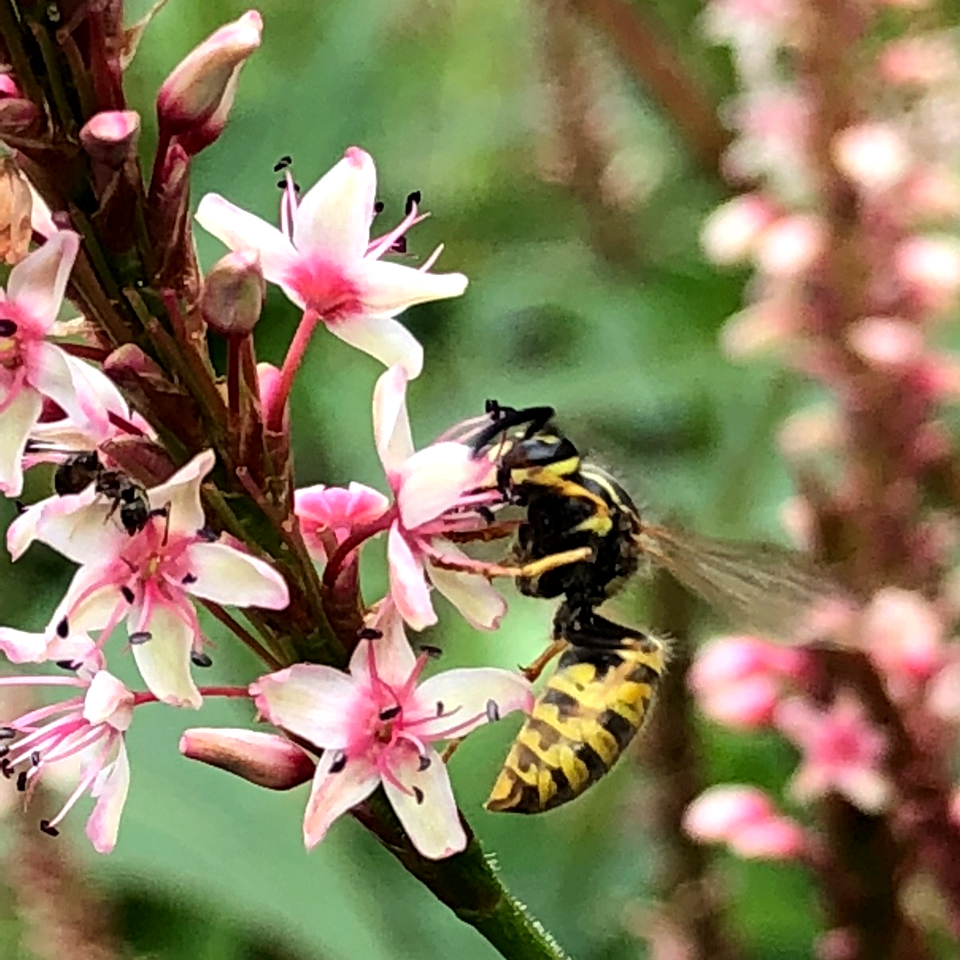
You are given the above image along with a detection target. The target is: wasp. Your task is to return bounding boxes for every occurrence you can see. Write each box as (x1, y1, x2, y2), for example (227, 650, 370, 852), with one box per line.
(54, 452, 157, 536)
(469, 403, 850, 814)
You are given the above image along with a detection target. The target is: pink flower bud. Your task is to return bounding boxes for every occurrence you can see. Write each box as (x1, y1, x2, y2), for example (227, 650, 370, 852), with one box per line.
(295, 482, 391, 562)
(778, 405, 844, 459)
(156, 11, 262, 150)
(0, 97, 40, 135)
(720, 299, 797, 359)
(700, 193, 777, 265)
(926, 659, 960, 722)
(780, 495, 814, 550)
(179, 727, 315, 790)
(846, 317, 924, 370)
(201, 250, 265, 336)
(878, 36, 959, 87)
(832, 123, 911, 194)
(0, 75, 20, 97)
(0, 156, 33, 265)
(895, 235, 960, 314)
(754, 214, 824, 278)
(904, 168, 960, 221)
(80, 110, 141, 167)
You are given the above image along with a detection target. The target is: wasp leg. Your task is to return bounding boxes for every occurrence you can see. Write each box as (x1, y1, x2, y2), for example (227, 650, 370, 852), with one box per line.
(521, 638, 568, 682)
(430, 546, 596, 582)
(443, 520, 520, 544)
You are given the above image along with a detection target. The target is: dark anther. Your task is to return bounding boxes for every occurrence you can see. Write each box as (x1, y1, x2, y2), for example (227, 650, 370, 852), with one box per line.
(374, 200, 384, 214)
(417, 754, 431, 772)
(478, 505, 496, 524)
(379, 705, 401, 722)
(39, 820, 59, 837)
(276, 179, 286, 189)
(30, 751, 40, 766)
(128, 631, 152, 645)
(329, 750, 347, 774)
(485, 700, 500, 722)
(56, 618, 69, 638)
(435, 701, 444, 716)
(273, 155, 292, 172)
(0, 727, 14, 739)
(293, 182, 301, 193)
(182, 573, 198, 585)
(417, 644, 442, 660)
(121, 585, 135, 603)
(196, 527, 220, 542)
(14, 500, 26, 515)
(404, 190, 421, 215)
(413, 786, 424, 805)
(56, 660, 80, 671)
(0, 759, 10, 778)
(0, 319, 17, 337)
(191, 651, 213, 668)
(357, 627, 382, 641)
(17, 771, 27, 791)
(390, 236, 407, 254)
(0, 747, 8, 759)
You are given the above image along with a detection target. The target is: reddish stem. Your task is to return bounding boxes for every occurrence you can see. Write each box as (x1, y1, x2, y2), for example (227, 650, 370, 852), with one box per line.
(268, 308, 320, 431)
(322, 506, 398, 590)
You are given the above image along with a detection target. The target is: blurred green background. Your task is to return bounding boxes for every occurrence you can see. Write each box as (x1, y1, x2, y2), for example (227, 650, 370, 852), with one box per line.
(0, 1, 824, 958)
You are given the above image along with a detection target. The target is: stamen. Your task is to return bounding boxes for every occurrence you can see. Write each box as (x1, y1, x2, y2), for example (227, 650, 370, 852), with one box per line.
(478, 505, 496, 524)
(191, 651, 213, 668)
(436, 701, 444, 716)
(128, 631, 152, 645)
(55, 660, 79, 671)
(273, 155, 292, 172)
(329, 750, 347, 774)
(39, 820, 59, 837)
(30, 751, 40, 766)
(0, 727, 14, 739)
(417, 644, 442, 660)
(405, 190, 421, 215)
(195, 527, 220, 542)
(357, 627, 382, 641)
(379, 705, 401, 721)
(390, 236, 407, 254)
(417, 754, 431, 772)
(413, 786, 424, 805)
(0, 746, 8, 758)
(486, 700, 500, 722)
(374, 200, 384, 214)
(182, 573, 198, 585)
(0, 759, 10, 777)
(16, 771, 27, 791)
(121, 585, 135, 603)
(56, 618, 69, 638)
(14, 499, 26, 514)
(0, 319, 17, 336)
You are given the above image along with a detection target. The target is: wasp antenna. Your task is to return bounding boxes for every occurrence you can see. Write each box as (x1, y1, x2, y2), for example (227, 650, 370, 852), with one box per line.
(470, 405, 556, 455)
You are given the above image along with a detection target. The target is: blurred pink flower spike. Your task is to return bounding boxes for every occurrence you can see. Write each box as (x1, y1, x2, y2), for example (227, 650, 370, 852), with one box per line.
(156, 10, 263, 156)
(180, 727, 315, 790)
(250, 601, 534, 859)
(5, 450, 290, 709)
(776, 693, 892, 813)
(0, 670, 135, 853)
(195, 146, 468, 382)
(296, 482, 390, 563)
(684, 784, 807, 861)
(0, 231, 128, 497)
(373, 365, 506, 631)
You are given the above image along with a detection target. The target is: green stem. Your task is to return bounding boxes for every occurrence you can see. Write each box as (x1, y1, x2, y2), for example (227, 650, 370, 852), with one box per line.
(355, 791, 574, 960)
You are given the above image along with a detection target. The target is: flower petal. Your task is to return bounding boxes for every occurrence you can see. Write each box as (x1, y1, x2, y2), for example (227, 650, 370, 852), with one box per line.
(0, 385, 40, 497)
(0, 627, 49, 663)
(48, 564, 124, 634)
(129, 603, 202, 708)
(372, 365, 414, 473)
(348, 600, 418, 688)
(426, 544, 507, 630)
(195, 194, 297, 283)
(83, 670, 134, 729)
(397, 442, 486, 529)
(58, 352, 129, 438)
(356, 258, 468, 316)
(29, 342, 101, 430)
(328, 315, 423, 379)
(302, 749, 379, 850)
(32, 486, 126, 564)
(387, 524, 436, 631)
(180, 541, 289, 609)
(251, 664, 360, 750)
(383, 746, 466, 859)
(7, 231, 79, 329)
(148, 449, 215, 537)
(292, 147, 375, 263)
(85, 740, 130, 854)
(413, 668, 533, 740)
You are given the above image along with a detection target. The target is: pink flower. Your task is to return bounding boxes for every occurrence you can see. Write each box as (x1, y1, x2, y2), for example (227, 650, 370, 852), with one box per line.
(195, 147, 468, 379)
(372, 366, 505, 631)
(296, 482, 390, 563)
(832, 123, 912, 194)
(700, 193, 778, 265)
(250, 602, 533, 859)
(1, 450, 289, 708)
(0, 669, 135, 853)
(776, 694, 891, 813)
(0, 231, 128, 496)
(684, 784, 806, 861)
(895, 235, 960, 314)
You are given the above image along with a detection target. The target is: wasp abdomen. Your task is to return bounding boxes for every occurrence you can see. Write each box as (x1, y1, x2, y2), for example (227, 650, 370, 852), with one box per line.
(485, 635, 666, 814)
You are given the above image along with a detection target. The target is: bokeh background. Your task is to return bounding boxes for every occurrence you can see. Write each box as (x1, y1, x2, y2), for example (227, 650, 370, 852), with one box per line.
(0, 1, 838, 957)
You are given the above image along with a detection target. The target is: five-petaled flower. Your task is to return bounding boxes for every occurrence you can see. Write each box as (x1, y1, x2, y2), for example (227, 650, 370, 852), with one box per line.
(0, 669, 136, 853)
(195, 146, 468, 379)
(0, 231, 128, 497)
(250, 601, 533, 859)
(1, 450, 290, 708)
(371, 365, 506, 632)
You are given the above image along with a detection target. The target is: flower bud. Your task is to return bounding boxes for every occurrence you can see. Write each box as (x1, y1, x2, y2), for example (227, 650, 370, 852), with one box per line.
(0, 75, 21, 97)
(832, 123, 911, 194)
(0, 156, 33, 265)
(80, 110, 141, 167)
(700, 193, 776, 265)
(157, 11, 262, 151)
(179, 728, 315, 790)
(0, 98, 40, 136)
(201, 249, 265, 335)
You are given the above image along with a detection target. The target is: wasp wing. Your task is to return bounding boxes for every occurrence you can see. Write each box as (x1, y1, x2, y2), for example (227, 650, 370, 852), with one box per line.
(636, 525, 854, 643)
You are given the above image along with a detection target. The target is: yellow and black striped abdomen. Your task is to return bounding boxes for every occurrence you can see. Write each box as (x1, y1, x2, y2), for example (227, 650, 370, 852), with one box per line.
(485, 634, 667, 814)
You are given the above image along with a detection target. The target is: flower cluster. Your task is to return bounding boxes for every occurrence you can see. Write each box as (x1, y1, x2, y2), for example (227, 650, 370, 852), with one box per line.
(0, 8, 534, 864)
